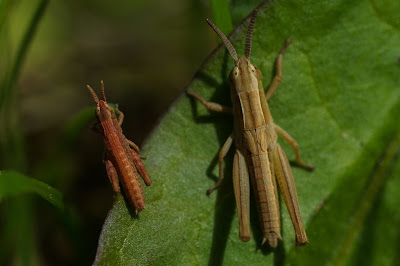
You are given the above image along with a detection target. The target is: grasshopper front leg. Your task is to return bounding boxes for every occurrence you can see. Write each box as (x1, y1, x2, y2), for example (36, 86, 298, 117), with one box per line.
(115, 104, 143, 156)
(187, 91, 232, 113)
(272, 144, 308, 245)
(265, 38, 291, 101)
(187, 90, 235, 193)
(115, 104, 124, 126)
(115, 104, 142, 155)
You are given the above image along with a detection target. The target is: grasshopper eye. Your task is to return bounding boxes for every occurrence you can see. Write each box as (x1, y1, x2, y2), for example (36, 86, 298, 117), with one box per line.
(234, 67, 239, 76)
(229, 67, 239, 82)
(254, 66, 262, 79)
(231, 66, 239, 78)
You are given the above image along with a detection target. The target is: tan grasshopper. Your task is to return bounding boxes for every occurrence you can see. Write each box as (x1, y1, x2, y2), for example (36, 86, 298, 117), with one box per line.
(87, 81, 151, 213)
(188, 10, 314, 247)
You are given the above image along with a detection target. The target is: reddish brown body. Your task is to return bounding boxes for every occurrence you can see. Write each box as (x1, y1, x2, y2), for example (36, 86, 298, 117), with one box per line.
(87, 81, 151, 212)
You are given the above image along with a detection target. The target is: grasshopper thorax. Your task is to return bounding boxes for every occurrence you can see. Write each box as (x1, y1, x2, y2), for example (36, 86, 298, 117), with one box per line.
(97, 101, 115, 122)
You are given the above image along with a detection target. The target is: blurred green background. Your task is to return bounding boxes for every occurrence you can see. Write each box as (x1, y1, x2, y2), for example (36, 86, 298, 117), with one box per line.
(0, 0, 240, 265)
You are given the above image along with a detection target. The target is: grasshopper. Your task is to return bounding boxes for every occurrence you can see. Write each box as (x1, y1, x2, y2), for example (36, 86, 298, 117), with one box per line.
(188, 10, 314, 247)
(87, 81, 151, 212)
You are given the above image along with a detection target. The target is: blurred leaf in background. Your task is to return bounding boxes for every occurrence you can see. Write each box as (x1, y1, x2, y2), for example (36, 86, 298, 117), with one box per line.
(0, 170, 62, 208)
(209, 0, 233, 40)
(94, 0, 400, 265)
(1, 1, 52, 265)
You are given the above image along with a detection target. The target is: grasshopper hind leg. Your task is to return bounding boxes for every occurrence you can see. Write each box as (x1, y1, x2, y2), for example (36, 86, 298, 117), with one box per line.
(103, 151, 121, 193)
(273, 144, 308, 245)
(129, 148, 152, 186)
(232, 149, 251, 242)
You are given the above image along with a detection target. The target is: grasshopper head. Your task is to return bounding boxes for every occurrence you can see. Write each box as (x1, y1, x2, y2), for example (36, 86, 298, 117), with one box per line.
(229, 57, 262, 93)
(207, 10, 261, 92)
(86, 80, 115, 118)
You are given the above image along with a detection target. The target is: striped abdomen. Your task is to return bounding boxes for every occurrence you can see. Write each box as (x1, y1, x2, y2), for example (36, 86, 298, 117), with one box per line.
(238, 89, 281, 246)
(244, 127, 281, 247)
(101, 118, 145, 211)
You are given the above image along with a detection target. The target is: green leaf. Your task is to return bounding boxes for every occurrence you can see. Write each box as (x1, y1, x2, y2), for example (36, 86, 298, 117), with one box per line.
(0, 170, 63, 209)
(336, 131, 400, 266)
(94, 0, 400, 265)
(209, 0, 233, 35)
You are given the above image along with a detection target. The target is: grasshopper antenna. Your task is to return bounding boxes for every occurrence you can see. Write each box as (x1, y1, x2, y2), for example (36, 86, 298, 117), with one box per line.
(207, 19, 238, 62)
(86, 84, 99, 103)
(280, 37, 292, 54)
(100, 80, 107, 102)
(245, 9, 257, 59)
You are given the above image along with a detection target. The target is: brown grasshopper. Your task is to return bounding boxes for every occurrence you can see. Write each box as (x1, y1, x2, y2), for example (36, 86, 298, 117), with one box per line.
(87, 81, 151, 212)
(188, 10, 314, 247)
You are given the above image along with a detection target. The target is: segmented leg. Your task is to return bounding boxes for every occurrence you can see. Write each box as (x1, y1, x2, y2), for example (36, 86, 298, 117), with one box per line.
(104, 152, 120, 193)
(267, 147, 281, 235)
(115, 104, 124, 126)
(129, 148, 152, 186)
(187, 91, 232, 113)
(274, 125, 314, 170)
(111, 105, 142, 155)
(232, 149, 251, 242)
(207, 133, 234, 195)
(273, 144, 308, 246)
(127, 139, 140, 153)
(265, 38, 291, 101)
